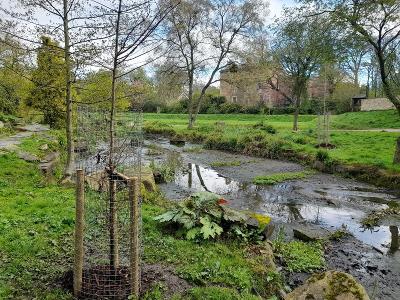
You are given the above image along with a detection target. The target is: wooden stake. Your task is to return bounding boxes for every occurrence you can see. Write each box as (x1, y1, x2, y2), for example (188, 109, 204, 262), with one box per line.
(109, 179, 119, 268)
(129, 176, 140, 297)
(74, 169, 85, 297)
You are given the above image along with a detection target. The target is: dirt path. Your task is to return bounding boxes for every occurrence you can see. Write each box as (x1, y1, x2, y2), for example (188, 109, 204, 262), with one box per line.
(0, 124, 49, 150)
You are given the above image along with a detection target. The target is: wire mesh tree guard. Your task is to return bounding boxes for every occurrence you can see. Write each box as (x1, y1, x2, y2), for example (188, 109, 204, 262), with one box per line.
(73, 105, 143, 299)
(317, 71, 331, 148)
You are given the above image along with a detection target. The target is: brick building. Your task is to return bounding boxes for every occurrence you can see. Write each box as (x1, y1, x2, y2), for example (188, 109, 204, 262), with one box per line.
(220, 67, 328, 107)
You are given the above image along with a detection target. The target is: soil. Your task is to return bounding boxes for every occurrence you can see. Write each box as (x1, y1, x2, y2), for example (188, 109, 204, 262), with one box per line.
(60, 263, 191, 299)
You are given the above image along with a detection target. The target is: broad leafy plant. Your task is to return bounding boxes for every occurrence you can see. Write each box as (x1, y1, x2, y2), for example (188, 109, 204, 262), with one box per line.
(155, 192, 271, 241)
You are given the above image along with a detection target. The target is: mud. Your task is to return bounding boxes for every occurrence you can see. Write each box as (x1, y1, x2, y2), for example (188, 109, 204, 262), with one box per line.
(144, 135, 400, 299)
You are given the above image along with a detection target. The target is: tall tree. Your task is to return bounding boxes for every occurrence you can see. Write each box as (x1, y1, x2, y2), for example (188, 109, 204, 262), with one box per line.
(0, 0, 95, 181)
(161, 0, 265, 128)
(303, 0, 400, 114)
(272, 9, 336, 131)
(28, 36, 65, 128)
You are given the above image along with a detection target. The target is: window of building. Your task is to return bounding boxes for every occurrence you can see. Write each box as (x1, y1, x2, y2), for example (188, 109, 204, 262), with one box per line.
(232, 96, 237, 103)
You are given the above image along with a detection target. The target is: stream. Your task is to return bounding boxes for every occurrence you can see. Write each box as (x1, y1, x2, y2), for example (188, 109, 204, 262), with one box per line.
(143, 135, 400, 299)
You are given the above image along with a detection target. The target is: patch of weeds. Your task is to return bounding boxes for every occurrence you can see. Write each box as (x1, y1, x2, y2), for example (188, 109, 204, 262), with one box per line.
(149, 152, 182, 182)
(141, 283, 165, 300)
(273, 239, 325, 272)
(183, 146, 204, 153)
(253, 121, 277, 134)
(329, 226, 352, 241)
(316, 150, 329, 162)
(361, 205, 400, 228)
(187, 286, 261, 300)
(211, 160, 242, 167)
(253, 171, 314, 185)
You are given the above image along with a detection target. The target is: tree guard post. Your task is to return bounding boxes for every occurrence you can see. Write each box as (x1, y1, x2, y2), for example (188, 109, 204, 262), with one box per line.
(74, 169, 85, 297)
(109, 179, 119, 268)
(129, 176, 140, 297)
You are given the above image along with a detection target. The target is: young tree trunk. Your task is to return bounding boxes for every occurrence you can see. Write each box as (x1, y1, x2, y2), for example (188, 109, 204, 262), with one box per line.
(187, 74, 194, 129)
(393, 137, 400, 164)
(62, 0, 74, 182)
(293, 99, 300, 131)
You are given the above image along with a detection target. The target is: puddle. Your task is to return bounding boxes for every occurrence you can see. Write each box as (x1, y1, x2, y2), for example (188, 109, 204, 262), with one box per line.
(158, 160, 399, 253)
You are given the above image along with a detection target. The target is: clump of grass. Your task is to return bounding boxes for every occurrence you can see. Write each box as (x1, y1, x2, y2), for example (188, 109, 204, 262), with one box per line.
(361, 205, 400, 228)
(329, 226, 352, 241)
(253, 121, 277, 134)
(211, 160, 242, 167)
(273, 239, 325, 273)
(253, 171, 314, 185)
(183, 146, 204, 153)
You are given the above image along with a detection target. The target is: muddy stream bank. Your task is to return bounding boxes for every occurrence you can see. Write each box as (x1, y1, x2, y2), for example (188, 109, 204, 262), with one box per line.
(143, 135, 400, 300)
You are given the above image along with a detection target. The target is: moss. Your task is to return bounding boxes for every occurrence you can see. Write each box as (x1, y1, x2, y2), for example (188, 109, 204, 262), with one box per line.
(326, 272, 365, 300)
(253, 171, 314, 185)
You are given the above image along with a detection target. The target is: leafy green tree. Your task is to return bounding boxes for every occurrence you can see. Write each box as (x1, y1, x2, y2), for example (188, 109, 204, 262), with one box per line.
(28, 36, 65, 128)
(272, 10, 337, 131)
(0, 37, 32, 115)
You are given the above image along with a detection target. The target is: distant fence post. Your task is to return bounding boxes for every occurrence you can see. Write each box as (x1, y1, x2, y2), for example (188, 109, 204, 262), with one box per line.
(74, 169, 85, 297)
(129, 176, 140, 297)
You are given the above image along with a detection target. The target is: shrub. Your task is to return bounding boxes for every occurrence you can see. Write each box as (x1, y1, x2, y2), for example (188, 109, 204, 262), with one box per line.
(253, 121, 277, 134)
(316, 150, 329, 162)
(219, 102, 243, 114)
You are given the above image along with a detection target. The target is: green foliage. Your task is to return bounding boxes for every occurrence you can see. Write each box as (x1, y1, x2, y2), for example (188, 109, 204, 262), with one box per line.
(253, 171, 313, 185)
(274, 239, 325, 272)
(155, 192, 269, 241)
(78, 69, 131, 110)
(253, 121, 277, 134)
(28, 36, 66, 129)
(187, 287, 261, 300)
(149, 152, 182, 182)
(316, 150, 329, 162)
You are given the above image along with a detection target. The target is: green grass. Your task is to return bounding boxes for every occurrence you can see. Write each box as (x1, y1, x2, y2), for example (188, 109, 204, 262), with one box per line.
(0, 152, 75, 299)
(331, 110, 400, 129)
(253, 171, 314, 185)
(144, 111, 400, 173)
(0, 132, 280, 299)
(273, 240, 325, 273)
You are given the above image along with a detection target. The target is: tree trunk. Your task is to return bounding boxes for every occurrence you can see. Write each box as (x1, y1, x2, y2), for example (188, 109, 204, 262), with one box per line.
(62, 0, 74, 182)
(393, 137, 400, 164)
(109, 0, 122, 171)
(187, 75, 194, 129)
(293, 101, 300, 131)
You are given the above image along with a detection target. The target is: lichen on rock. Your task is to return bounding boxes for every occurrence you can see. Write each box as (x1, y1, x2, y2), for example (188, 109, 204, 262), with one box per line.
(285, 270, 370, 300)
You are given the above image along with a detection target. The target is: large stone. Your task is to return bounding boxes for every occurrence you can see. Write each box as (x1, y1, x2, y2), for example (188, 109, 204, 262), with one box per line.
(86, 170, 109, 192)
(39, 152, 60, 177)
(285, 270, 370, 300)
(125, 166, 156, 192)
(293, 226, 331, 242)
(17, 151, 39, 162)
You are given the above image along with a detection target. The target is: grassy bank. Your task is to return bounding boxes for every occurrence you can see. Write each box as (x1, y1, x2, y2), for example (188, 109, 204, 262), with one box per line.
(0, 134, 288, 299)
(143, 111, 400, 186)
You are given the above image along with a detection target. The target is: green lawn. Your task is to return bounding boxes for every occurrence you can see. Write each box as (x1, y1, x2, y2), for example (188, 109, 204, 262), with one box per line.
(144, 110, 400, 173)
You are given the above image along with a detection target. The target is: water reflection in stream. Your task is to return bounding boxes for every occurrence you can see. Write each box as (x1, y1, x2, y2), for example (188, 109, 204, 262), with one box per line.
(165, 162, 399, 253)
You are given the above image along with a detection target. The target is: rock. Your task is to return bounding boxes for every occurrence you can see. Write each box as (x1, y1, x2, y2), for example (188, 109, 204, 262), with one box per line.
(125, 166, 156, 192)
(285, 270, 370, 300)
(39, 144, 48, 151)
(86, 170, 109, 192)
(39, 152, 60, 177)
(17, 151, 39, 162)
(42, 152, 60, 163)
(293, 226, 330, 242)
